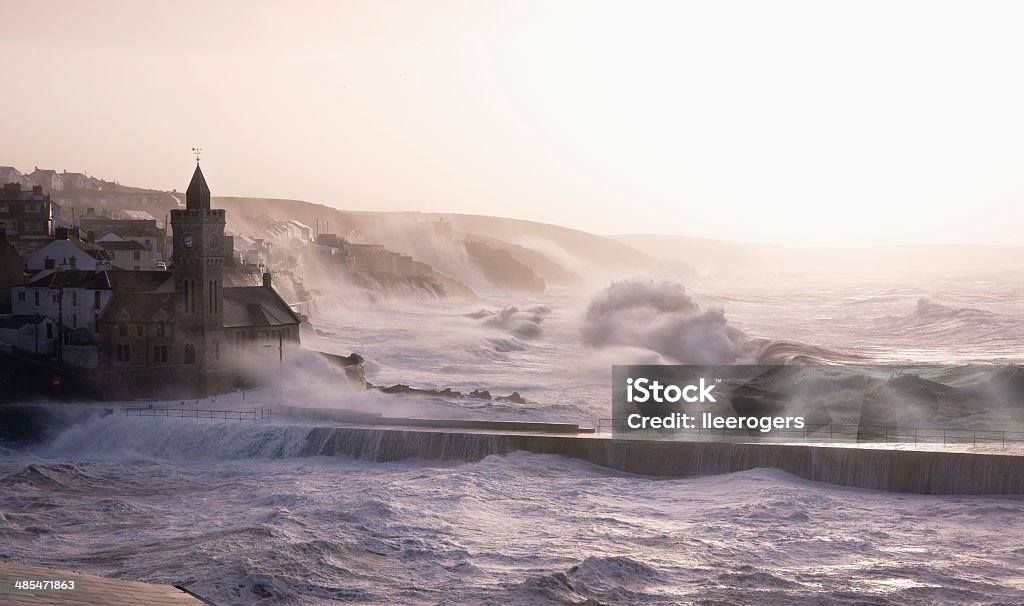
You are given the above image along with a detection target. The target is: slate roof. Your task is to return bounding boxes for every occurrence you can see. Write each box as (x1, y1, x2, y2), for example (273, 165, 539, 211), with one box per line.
(222, 286, 300, 328)
(99, 240, 148, 251)
(106, 270, 173, 292)
(99, 291, 175, 323)
(25, 269, 112, 290)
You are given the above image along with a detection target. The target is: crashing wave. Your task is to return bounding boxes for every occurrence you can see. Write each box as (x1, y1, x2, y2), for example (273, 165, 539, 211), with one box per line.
(582, 279, 856, 365)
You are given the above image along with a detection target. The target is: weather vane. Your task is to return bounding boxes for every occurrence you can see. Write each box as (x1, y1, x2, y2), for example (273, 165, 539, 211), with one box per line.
(192, 146, 203, 164)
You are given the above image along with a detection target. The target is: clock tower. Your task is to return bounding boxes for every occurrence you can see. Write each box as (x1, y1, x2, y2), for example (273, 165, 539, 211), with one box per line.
(170, 161, 225, 371)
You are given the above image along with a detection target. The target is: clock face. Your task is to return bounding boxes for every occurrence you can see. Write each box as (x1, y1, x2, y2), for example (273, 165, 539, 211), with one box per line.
(208, 233, 220, 249)
(183, 233, 194, 249)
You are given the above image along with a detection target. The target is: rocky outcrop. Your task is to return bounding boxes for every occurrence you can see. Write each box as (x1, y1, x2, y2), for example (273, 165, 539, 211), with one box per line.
(367, 382, 527, 404)
(320, 352, 366, 388)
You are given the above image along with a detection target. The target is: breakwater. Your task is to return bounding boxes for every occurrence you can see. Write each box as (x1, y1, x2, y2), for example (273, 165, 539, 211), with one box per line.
(4, 403, 1023, 495)
(301, 425, 1024, 495)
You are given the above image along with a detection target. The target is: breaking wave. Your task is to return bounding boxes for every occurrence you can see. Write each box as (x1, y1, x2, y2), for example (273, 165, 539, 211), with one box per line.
(582, 279, 854, 365)
(469, 305, 550, 339)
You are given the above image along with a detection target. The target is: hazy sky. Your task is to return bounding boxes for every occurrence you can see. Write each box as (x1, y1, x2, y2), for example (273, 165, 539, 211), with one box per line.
(2, 0, 1024, 246)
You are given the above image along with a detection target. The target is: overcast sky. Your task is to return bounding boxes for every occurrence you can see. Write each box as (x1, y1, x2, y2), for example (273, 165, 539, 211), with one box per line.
(2, 0, 1023, 246)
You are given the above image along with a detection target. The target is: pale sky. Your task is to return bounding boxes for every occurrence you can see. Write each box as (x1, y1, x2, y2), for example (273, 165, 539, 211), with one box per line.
(2, 0, 1023, 246)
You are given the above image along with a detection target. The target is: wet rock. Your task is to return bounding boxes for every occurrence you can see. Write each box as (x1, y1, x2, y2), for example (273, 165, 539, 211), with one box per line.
(496, 391, 527, 404)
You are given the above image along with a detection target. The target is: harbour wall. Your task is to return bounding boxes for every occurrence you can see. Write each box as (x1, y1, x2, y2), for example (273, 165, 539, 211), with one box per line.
(303, 425, 1024, 496)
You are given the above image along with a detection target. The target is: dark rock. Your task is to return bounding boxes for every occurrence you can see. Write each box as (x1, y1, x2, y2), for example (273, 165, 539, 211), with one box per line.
(496, 391, 527, 404)
(468, 389, 492, 400)
(381, 384, 413, 394)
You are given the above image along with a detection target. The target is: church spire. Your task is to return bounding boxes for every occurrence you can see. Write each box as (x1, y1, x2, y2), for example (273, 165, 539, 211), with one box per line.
(186, 162, 211, 210)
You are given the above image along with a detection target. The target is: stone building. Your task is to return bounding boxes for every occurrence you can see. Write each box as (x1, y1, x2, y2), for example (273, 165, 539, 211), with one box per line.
(94, 162, 301, 395)
(98, 239, 152, 270)
(0, 229, 23, 313)
(80, 208, 167, 258)
(0, 182, 55, 240)
(0, 162, 302, 396)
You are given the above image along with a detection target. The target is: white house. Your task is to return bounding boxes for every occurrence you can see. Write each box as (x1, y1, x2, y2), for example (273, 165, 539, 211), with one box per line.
(25, 237, 111, 272)
(12, 269, 115, 335)
(98, 231, 161, 262)
(98, 239, 151, 270)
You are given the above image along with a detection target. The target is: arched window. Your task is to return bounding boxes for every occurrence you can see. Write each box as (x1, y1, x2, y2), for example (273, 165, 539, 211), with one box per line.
(184, 344, 196, 364)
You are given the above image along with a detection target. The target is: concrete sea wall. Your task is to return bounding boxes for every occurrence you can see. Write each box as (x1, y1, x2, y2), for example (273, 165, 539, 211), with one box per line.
(304, 426, 1024, 495)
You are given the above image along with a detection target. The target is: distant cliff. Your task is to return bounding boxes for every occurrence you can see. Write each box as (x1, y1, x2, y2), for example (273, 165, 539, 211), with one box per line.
(307, 237, 476, 299)
(464, 240, 545, 293)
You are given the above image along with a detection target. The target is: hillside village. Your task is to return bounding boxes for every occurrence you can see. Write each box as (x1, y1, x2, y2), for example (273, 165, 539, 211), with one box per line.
(0, 162, 669, 398)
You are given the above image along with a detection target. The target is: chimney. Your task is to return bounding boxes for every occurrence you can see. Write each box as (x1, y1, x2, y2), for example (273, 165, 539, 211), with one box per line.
(54, 227, 69, 240)
(69, 256, 77, 270)
(263, 272, 272, 289)
(44, 258, 55, 270)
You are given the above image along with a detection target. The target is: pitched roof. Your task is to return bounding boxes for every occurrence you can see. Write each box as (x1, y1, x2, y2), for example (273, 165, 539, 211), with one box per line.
(99, 291, 175, 324)
(120, 210, 156, 221)
(222, 286, 300, 328)
(99, 240, 148, 251)
(26, 269, 112, 290)
(106, 270, 173, 292)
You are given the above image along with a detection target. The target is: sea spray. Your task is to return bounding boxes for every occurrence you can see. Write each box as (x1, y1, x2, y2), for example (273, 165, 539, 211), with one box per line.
(582, 279, 765, 364)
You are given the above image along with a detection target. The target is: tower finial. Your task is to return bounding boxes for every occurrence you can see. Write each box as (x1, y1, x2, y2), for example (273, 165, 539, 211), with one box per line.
(192, 146, 203, 164)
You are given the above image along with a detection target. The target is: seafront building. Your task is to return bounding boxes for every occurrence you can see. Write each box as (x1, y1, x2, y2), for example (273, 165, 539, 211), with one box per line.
(0, 162, 302, 396)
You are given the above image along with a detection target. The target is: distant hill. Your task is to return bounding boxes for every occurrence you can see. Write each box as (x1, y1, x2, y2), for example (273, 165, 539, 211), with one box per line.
(214, 197, 663, 285)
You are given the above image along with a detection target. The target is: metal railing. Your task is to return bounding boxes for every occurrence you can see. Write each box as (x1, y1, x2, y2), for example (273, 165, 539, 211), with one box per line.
(122, 406, 272, 423)
(596, 419, 1024, 447)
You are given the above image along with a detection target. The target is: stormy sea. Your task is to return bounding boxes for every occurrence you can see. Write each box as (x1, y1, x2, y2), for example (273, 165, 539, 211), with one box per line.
(3, 271, 1024, 605)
